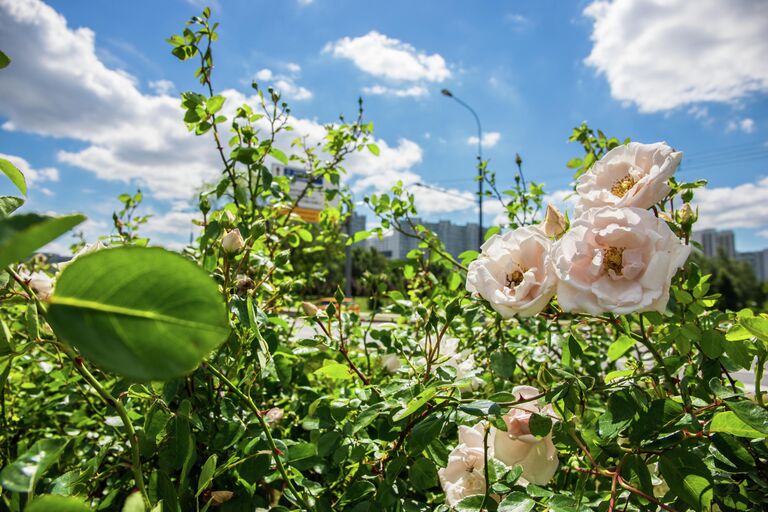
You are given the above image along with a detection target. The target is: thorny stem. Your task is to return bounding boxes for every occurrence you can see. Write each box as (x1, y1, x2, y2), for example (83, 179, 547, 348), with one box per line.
(312, 316, 373, 387)
(206, 364, 313, 510)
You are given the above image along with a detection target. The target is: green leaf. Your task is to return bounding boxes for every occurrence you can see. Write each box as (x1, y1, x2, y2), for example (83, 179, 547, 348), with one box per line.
(196, 454, 217, 496)
(741, 316, 768, 342)
(528, 412, 552, 437)
(206, 95, 226, 114)
(338, 480, 376, 505)
(0, 50, 10, 69)
(270, 148, 289, 165)
(27, 496, 90, 512)
(122, 492, 146, 512)
(313, 361, 353, 380)
(0, 158, 25, 195)
(393, 386, 438, 422)
(0, 196, 24, 217)
(710, 411, 765, 439)
(0, 213, 85, 269)
(47, 247, 228, 381)
(0, 438, 68, 492)
(701, 330, 724, 359)
(604, 369, 633, 383)
(607, 335, 635, 362)
(724, 399, 768, 434)
(498, 491, 535, 512)
(0, 316, 13, 356)
(658, 446, 714, 511)
(490, 351, 516, 379)
(366, 143, 380, 156)
(409, 457, 437, 491)
(455, 495, 489, 511)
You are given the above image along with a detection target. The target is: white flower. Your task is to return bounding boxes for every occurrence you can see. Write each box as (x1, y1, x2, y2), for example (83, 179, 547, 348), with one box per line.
(265, 407, 284, 423)
(25, 271, 54, 300)
(553, 206, 690, 315)
(575, 142, 682, 214)
(542, 204, 567, 239)
(492, 386, 559, 486)
(439, 423, 490, 507)
(58, 240, 107, 271)
(380, 354, 402, 373)
(439, 337, 484, 391)
(466, 226, 557, 318)
(221, 229, 245, 254)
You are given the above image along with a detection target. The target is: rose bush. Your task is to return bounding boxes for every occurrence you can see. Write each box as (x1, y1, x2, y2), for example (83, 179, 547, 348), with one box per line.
(0, 11, 766, 512)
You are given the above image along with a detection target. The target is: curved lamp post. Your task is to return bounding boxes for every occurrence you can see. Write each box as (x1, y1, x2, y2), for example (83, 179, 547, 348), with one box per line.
(441, 88, 483, 248)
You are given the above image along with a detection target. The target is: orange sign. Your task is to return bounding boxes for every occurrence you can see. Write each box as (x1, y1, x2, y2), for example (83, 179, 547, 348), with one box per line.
(293, 207, 321, 223)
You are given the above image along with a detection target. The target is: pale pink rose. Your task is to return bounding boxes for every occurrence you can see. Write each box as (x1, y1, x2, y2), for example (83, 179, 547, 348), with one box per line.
(492, 386, 559, 486)
(553, 207, 690, 315)
(438, 423, 490, 506)
(25, 271, 54, 300)
(265, 407, 284, 423)
(380, 353, 402, 373)
(575, 142, 682, 214)
(221, 229, 245, 254)
(466, 226, 556, 317)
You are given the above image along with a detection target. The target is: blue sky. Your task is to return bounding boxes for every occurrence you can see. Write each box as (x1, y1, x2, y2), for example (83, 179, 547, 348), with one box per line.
(0, 0, 766, 252)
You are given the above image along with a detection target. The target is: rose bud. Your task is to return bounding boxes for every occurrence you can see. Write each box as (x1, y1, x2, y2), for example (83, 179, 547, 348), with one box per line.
(221, 229, 244, 254)
(542, 204, 568, 238)
(302, 301, 319, 316)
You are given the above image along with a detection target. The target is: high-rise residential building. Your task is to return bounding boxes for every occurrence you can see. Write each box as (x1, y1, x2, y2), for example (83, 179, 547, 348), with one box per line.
(366, 217, 480, 260)
(347, 212, 367, 241)
(736, 250, 768, 283)
(691, 228, 736, 258)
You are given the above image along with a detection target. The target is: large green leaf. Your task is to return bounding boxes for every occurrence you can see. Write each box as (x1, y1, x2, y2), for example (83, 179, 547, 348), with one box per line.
(498, 491, 535, 512)
(0, 213, 85, 269)
(710, 411, 765, 439)
(48, 247, 228, 381)
(725, 399, 768, 434)
(0, 50, 10, 70)
(0, 438, 69, 492)
(27, 495, 90, 512)
(0, 158, 26, 195)
(658, 447, 714, 511)
(0, 196, 23, 217)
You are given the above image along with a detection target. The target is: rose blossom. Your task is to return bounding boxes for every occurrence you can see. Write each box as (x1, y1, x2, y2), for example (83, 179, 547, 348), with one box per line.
(466, 226, 556, 317)
(58, 240, 107, 271)
(437, 337, 484, 391)
(575, 142, 682, 214)
(492, 385, 559, 486)
(439, 423, 490, 506)
(24, 271, 54, 300)
(380, 353, 402, 373)
(553, 206, 690, 315)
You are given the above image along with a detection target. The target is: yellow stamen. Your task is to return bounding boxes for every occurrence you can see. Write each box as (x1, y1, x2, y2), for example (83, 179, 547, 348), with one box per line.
(603, 247, 624, 275)
(611, 175, 636, 198)
(505, 270, 524, 288)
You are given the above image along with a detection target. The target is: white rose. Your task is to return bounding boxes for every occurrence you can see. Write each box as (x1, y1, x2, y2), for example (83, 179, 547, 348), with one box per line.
(25, 271, 54, 300)
(575, 142, 682, 214)
(466, 226, 556, 317)
(221, 229, 245, 254)
(437, 337, 484, 391)
(265, 407, 284, 423)
(439, 423, 490, 507)
(492, 385, 559, 486)
(58, 240, 107, 271)
(553, 206, 690, 315)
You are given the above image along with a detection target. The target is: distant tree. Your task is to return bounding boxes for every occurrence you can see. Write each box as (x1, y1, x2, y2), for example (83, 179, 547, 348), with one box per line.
(691, 251, 766, 311)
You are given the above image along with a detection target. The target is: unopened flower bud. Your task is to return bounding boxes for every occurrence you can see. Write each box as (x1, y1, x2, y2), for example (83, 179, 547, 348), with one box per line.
(221, 229, 244, 254)
(266, 407, 284, 423)
(677, 203, 695, 225)
(302, 301, 319, 316)
(235, 275, 255, 294)
(542, 204, 567, 238)
(223, 210, 236, 225)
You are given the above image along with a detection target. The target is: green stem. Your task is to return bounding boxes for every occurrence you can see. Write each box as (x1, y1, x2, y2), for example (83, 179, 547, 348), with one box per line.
(205, 363, 313, 510)
(59, 343, 149, 507)
(756, 352, 766, 407)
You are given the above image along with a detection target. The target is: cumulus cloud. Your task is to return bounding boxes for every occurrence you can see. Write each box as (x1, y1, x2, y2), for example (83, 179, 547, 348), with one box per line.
(726, 118, 756, 134)
(467, 132, 501, 148)
(693, 177, 768, 230)
(584, 0, 768, 112)
(324, 31, 450, 83)
(362, 84, 428, 98)
(148, 79, 175, 95)
(253, 65, 313, 101)
(0, 153, 59, 186)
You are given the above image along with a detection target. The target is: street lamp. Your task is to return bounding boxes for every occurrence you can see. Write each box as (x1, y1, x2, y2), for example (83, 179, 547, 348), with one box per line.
(441, 88, 484, 248)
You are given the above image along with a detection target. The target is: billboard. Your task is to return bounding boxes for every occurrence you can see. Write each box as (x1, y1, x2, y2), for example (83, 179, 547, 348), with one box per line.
(272, 164, 336, 223)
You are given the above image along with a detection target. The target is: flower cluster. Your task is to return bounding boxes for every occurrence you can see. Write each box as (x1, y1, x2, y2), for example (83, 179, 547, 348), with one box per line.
(466, 141, 690, 316)
(439, 386, 559, 505)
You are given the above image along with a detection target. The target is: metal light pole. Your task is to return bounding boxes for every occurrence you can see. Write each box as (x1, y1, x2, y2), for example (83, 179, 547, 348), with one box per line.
(441, 89, 483, 248)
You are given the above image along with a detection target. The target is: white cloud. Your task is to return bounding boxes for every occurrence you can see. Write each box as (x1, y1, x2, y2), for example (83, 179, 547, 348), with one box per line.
(0, 0, 475, 234)
(253, 67, 313, 101)
(297, 0, 314, 5)
(693, 177, 768, 230)
(324, 31, 450, 83)
(0, 153, 59, 185)
(467, 132, 501, 148)
(148, 79, 175, 95)
(757, 230, 768, 239)
(362, 84, 428, 98)
(584, 0, 768, 112)
(727, 118, 756, 134)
